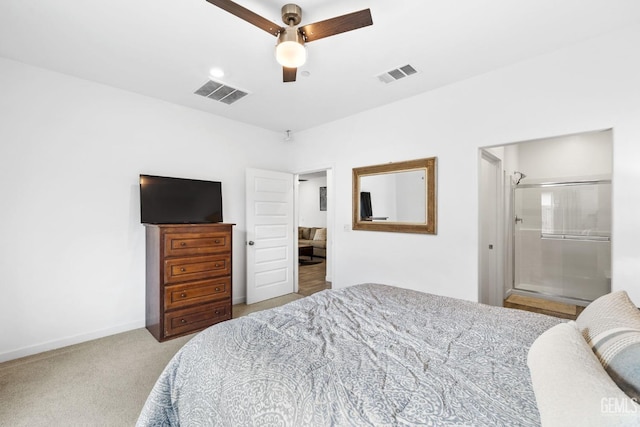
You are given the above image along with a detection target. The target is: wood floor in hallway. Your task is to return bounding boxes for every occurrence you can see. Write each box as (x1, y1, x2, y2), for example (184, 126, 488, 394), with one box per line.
(298, 258, 331, 297)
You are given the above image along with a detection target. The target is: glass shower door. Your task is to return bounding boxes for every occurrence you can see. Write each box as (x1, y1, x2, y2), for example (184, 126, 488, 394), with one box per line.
(513, 181, 611, 302)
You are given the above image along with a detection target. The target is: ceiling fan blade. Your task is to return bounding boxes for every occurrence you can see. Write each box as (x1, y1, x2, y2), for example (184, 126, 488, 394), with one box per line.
(300, 9, 373, 43)
(205, 0, 282, 36)
(283, 67, 297, 83)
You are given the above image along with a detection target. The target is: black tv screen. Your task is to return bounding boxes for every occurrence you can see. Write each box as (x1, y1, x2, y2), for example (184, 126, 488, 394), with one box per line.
(139, 174, 223, 224)
(360, 191, 373, 219)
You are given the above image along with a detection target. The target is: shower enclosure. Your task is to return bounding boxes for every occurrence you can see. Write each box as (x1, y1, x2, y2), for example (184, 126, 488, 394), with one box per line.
(512, 180, 611, 304)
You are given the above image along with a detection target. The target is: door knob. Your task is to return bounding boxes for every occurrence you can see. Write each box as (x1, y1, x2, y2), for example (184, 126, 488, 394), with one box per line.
(248, 241, 255, 246)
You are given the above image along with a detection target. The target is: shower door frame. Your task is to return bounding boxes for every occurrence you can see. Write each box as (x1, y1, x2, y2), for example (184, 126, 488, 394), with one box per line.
(510, 179, 612, 306)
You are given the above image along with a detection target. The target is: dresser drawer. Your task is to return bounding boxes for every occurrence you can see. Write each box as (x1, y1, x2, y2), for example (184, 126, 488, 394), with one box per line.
(164, 300, 231, 338)
(164, 277, 231, 310)
(164, 231, 231, 257)
(164, 255, 231, 284)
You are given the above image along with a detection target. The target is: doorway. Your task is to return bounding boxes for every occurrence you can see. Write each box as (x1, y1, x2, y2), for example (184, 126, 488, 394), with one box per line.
(297, 169, 332, 296)
(479, 129, 613, 308)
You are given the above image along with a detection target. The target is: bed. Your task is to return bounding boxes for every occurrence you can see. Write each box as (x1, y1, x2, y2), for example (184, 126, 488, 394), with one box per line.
(137, 283, 562, 426)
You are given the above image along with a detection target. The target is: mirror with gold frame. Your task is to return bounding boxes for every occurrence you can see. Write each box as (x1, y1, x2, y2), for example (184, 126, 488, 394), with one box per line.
(352, 157, 437, 234)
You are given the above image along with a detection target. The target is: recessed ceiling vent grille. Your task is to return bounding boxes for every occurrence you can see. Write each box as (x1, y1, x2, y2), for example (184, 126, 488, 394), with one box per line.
(377, 64, 418, 84)
(194, 80, 249, 105)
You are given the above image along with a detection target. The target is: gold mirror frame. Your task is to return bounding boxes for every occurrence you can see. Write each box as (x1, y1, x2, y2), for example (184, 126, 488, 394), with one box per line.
(352, 157, 437, 234)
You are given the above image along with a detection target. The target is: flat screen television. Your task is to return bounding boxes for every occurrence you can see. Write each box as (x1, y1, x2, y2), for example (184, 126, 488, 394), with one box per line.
(360, 191, 373, 219)
(139, 174, 223, 224)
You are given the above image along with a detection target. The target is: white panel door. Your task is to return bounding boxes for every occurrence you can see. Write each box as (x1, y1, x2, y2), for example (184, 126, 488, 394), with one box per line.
(479, 150, 502, 306)
(246, 168, 294, 304)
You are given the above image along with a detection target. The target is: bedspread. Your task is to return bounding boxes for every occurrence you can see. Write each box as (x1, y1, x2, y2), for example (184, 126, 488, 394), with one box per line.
(137, 283, 561, 426)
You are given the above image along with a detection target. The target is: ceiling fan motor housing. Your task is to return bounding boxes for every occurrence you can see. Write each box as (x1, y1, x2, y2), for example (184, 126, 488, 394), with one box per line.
(281, 4, 302, 26)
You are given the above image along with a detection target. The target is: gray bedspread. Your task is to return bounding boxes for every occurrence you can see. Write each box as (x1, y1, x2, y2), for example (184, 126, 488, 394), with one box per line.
(137, 283, 561, 426)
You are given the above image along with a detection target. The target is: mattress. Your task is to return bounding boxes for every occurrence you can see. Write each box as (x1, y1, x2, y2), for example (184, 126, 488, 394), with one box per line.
(137, 283, 561, 426)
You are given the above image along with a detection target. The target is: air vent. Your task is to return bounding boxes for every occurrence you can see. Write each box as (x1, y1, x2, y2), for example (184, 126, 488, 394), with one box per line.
(194, 80, 249, 105)
(377, 64, 418, 84)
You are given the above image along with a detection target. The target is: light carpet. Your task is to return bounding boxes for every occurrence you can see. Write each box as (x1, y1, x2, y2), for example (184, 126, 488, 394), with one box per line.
(0, 293, 303, 426)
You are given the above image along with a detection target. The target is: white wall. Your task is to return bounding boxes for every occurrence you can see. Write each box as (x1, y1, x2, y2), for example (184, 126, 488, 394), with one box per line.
(516, 130, 612, 181)
(0, 58, 289, 362)
(298, 176, 327, 227)
(3, 23, 640, 362)
(289, 24, 640, 305)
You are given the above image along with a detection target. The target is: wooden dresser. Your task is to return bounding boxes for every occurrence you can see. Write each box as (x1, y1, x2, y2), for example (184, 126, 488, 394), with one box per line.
(144, 223, 234, 342)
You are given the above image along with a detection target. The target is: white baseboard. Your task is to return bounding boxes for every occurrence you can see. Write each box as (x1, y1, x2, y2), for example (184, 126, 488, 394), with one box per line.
(232, 296, 246, 305)
(0, 320, 145, 363)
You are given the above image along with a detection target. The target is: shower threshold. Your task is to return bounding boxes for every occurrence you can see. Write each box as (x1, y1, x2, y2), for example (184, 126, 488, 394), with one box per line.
(504, 290, 587, 320)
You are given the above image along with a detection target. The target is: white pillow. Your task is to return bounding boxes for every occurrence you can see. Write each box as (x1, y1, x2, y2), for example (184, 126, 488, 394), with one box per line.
(528, 321, 640, 427)
(576, 291, 640, 400)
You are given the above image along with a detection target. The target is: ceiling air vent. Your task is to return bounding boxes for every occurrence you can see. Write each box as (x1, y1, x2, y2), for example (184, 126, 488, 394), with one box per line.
(377, 64, 418, 84)
(194, 80, 249, 105)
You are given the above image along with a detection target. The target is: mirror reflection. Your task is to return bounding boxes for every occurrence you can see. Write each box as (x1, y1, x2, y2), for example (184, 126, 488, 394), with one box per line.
(352, 157, 437, 234)
(360, 170, 426, 222)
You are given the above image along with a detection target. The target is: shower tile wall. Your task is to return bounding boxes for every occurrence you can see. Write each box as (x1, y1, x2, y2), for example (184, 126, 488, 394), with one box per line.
(514, 183, 611, 301)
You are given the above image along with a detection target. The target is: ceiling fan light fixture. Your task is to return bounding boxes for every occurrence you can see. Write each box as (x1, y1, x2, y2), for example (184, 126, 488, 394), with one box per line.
(275, 28, 306, 68)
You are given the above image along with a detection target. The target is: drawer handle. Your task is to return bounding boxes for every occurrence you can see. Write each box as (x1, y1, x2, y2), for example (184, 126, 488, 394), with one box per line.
(214, 310, 220, 315)
(180, 267, 186, 272)
(180, 242, 186, 247)
(180, 292, 187, 298)
(180, 319, 187, 324)
(215, 264, 220, 268)
(215, 239, 220, 244)
(215, 287, 220, 292)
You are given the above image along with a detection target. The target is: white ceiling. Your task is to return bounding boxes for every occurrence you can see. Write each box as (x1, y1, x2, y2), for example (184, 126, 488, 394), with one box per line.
(2, 0, 640, 133)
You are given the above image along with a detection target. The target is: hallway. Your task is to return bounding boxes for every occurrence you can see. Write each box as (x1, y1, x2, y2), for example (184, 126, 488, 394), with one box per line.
(298, 258, 331, 297)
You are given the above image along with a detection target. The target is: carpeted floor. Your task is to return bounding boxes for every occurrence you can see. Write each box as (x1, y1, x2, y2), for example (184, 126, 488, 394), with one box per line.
(0, 293, 303, 427)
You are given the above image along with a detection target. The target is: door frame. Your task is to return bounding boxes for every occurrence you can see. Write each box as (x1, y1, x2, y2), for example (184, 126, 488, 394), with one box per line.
(478, 149, 504, 306)
(294, 166, 334, 292)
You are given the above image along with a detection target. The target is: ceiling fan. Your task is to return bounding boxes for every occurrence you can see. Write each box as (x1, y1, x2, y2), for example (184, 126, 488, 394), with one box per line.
(205, 0, 373, 82)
